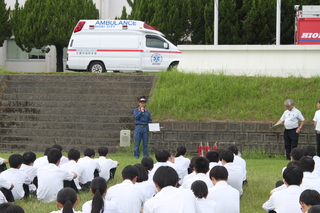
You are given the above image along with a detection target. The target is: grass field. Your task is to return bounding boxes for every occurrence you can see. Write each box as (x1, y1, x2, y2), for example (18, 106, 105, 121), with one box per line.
(0, 151, 287, 213)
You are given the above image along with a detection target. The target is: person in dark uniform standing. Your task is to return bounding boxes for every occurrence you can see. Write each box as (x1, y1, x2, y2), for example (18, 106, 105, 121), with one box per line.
(133, 97, 152, 158)
(274, 99, 305, 160)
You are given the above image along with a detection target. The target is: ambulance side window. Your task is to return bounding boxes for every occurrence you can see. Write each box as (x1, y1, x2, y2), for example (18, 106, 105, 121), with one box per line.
(146, 36, 168, 49)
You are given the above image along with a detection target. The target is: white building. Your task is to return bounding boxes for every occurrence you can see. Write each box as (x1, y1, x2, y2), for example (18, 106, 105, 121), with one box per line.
(0, 0, 130, 72)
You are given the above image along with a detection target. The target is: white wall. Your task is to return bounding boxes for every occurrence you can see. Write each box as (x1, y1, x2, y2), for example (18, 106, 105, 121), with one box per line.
(177, 45, 320, 78)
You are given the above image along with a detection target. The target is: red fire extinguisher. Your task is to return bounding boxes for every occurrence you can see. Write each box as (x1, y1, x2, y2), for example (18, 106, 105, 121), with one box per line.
(212, 141, 218, 151)
(198, 142, 204, 156)
(204, 141, 211, 155)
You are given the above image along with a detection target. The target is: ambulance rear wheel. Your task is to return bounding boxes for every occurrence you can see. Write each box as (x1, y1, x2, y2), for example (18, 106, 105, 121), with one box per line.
(89, 62, 106, 73)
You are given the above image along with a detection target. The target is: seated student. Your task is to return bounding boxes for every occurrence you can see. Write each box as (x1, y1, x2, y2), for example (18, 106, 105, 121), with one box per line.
(52, 144, 69, 166)
(174, 146, 191, 185)
(77, 148, 101, 182)
(51, 187, 81, 213)
(143, 166, 201, 213)
(299, 156, 320, 193)
(183, 156, 200, 183)
(280, 148, 304, 175)
(0, 154, 31, 201)
(220, 150, 244, 196)
(309, 205, 320, 213)
(207, 166, 240, 213)
(134, 164, 157, 204)
(180, 157, 213, 189)
(262, 166, 304, 213)
(0, 203, 25, 213)
(60, 149, 89, 191)
(106, 165, 144, 213)
(0, 174, 14, 203)
(206, 151, 220, 170)
(0, 157, 8, 173)
(304, 145, 320, 177)
(148, 149, 177, 181)
(33, 147, 51, 168)
(191, 180, 216, 213)
(20, 152, 37, 194)
(228, 145, 247, 183)
(141, 156, 154, 175)
(94, 147, 119, 181)
(37, 148, 77, 203)
(299, 189, 320, 213)
(82, 177, 121, 213)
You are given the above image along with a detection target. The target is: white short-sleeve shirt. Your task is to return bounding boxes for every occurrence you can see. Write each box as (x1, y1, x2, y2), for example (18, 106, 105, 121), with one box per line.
(77, 156, 100, 181)
(33, 156, 49, 168)
(20, 164, 37, 192)
(174, 156, 190, 185)
(94, 156, 118, 181)
(60, 160, 89, 190)
(180, 173, 213, 189)
(82, 199, 121, 213)
(223, 163, 244, 196)
(280, 107, 305, 129)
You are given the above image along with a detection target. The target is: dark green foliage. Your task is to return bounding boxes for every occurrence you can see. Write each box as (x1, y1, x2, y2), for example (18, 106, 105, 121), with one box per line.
(0, 0, 11, 47)
(11, 0, 99, 72)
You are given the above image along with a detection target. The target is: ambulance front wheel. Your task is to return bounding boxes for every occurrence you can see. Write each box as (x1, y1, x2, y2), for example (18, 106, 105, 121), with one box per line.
(89, 62, 106, 73)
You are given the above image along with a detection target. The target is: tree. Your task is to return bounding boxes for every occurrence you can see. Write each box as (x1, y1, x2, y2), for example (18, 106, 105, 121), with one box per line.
(204, 0, 215, 44)
(11, 0, 99, 72)
(0, 0, 11, 47)
(188, 0, 207, 44)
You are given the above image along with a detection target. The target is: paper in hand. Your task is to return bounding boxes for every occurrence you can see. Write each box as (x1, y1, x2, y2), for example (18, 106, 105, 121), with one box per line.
(148, 123, 160, 132)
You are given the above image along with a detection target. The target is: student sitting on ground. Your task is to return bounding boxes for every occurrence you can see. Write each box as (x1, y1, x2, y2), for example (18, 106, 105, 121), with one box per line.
(191, 180, 216, 213)
(174, 146, 190, 185)
(299, 189, 320, 213)
(134, 164, 157, 205)
(20, 152, 37, 194)
(51, 187, 81, 213)
(94, 147, 119, 181)
(206, 151, 220, 170)
(141, 156, 154, 176)
(77, 148, 101, 182)
(33, 147, 51, 169)
(37, 148, 77, 203)
(228, 145, 247, 184)
(144, 166, 201, 213)
(0, 154, 31, 201)
(82, 177, 121, 213)
(183, 156, 200, 184)
(303, 145, 320, 177)
(299, 156, 320, 193)
(0, 203, 25, 213)
(52, 144, 69, 166)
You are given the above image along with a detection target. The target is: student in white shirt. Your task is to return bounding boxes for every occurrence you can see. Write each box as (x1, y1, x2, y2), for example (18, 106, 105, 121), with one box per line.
(33, 147, 51, 169)
(52, 144, 69, 166)
(183, 156, 200, 184)
(0, 203, 25, 213)
(313, 99, 320, 157)
(82, 177, 121, 213)
(299, 189, 320, 213)
(141, 156, 154, 177)
(206, 151, 220, 170)
(0, 175, 14, 203)
(180, 157, 213, 189)
(220, 150, 244, 196)
(207, 166, 240, 213)
(0, 154, 31, 201)
(191, 180, 216, 213)
(303, 145, 320, 177)
(37, 148, 77, 203)
(51, 187, 81, 213)
(60, 149, 89, 191)
(148, 149, 177, 181)
(94, 147, 119, 181)
(144, 166, 201, 213)
(174, 146, 190, 185)
(299, 156, 320, 193)
(20, 152, 37, 193)
(262, 166, 304, 213)
(228, 145, 247, 183)
(106, 165, 144, 213)
(77, 148, 101, 182)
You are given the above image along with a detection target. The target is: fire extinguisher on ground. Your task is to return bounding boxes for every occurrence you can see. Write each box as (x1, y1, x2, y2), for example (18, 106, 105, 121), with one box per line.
(198, 142, 204, 156)
(204, 141, 211, 156)
(212, 141, 218, 151)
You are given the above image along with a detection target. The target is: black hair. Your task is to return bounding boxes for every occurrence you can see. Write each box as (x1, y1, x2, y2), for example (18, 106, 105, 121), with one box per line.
(153, 166, 178, 189)
(283, 166, 303, 186)
(219, 150, 234, 163)
(22, 152, 36, 165)
(175, 146, 187, 157)
(191, 180, 208, 199)
(52, 144, 63, 152)
(90, 177, 107, 213)
(0, 203, 25, 213)
(309, 205, 320, 213)
(194, 157, 209, 174)
(209, 166, 228, 181)
(134, 164, 148, 182)
(57, 188, 77, 213)
(155, 150, 170, 162)
(9, 154, 23, 168)
(214, 149, 224, 155)
(44, 147, 51, 155)
(47, 148, 62, 164)
(287, 160, 302, 169)
(98, 147, 109, 156)
(303, 145, 317, 157)
(290, 148, 303, 161)
(68, 149, 80, 161)
(228, 145, 239, 155)
(122, 165, 139, 181)
(141, 156, 154, 171)
(84, 148, 95, 157)
(300, 189, 320, 206)
(300, 156, 315, 172)
(205, 151, 219, 163)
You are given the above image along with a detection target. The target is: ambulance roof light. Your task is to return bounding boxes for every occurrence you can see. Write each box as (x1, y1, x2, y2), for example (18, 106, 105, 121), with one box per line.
(143, 23, 159, 31)
(74, 21, 86, 33)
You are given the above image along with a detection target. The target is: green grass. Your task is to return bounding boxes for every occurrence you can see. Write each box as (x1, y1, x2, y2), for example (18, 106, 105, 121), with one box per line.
(0, 151, 287, 213)
(148, 71, 320, 122)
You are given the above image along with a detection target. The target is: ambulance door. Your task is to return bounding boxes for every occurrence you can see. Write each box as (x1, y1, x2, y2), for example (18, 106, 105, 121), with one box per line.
(142, 35, 171, 71)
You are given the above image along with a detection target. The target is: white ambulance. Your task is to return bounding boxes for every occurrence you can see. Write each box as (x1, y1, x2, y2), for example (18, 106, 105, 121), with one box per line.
(66, 20, 182, 73)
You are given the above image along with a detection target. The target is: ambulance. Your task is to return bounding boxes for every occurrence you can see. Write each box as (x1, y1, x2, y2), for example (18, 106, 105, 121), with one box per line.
(66, 20, 182, 73)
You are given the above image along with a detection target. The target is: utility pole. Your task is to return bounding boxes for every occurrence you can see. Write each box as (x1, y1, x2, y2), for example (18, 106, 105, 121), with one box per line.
(214, 0, 219, 45)
(276, 0, 281, 45)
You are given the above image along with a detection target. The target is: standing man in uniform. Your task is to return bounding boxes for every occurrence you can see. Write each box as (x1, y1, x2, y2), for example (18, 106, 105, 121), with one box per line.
(274, 99, 305, 160)
(133, 97, 152, 159)
(313, 99, 320, 156)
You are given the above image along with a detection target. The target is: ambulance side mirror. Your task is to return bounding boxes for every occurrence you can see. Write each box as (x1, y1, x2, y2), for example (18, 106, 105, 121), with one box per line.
(164, 43, 169, 49)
